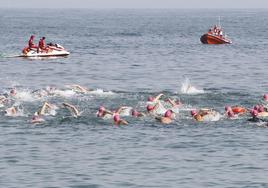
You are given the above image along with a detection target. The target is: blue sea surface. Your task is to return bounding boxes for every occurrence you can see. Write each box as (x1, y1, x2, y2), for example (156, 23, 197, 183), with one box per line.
(0, 9, 268, 188)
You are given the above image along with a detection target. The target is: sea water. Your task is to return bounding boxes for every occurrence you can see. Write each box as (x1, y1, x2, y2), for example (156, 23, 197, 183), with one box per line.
(0, 9, 268, 188)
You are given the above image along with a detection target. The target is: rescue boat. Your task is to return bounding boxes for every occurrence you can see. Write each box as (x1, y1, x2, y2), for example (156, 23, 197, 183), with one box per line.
(200, 22, 232, 44)
(21, 43, 70, 57)
(200, 32, 232, 44)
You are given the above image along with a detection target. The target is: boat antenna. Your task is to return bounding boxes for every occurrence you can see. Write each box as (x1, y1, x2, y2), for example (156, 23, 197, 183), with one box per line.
(218, 16, 221, 28)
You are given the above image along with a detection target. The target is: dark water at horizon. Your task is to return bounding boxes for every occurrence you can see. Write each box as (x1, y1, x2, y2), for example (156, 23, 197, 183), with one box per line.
(0, 9, 268, 188)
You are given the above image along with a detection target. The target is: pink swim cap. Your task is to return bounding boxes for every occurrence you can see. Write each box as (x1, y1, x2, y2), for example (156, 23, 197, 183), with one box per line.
(258, 106, 264, 112)
(10, 88, 16, 95)
(225, 106, 232, 112)
(99, 106, 105, 112)
(227, 111, 235, 118)
(147, 96, 154, 102)
(147, 105, 154, 112)
(164, 110, 172, 118)
(254, 105, 260, 111)
(190, 110, 197, 116)
(263, 94, 268, 101)
(97, 106, 105, 117)
(32, 115, 38, 121)
(175, 100, 181, 105)
(113, 114, 120, 122)
(251, 109, 258, 117)
(132, 109, 139, 117)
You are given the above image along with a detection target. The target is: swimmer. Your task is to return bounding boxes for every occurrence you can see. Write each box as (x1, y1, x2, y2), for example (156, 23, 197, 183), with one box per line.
(253, 105, 268, 114)
(131, 109, 146, 117)
(263, 94, 268, 102)
(191, 108, 221, 122)
(147, 93, 164, 103)
(247, 109, 267, 123)
(146, 102, 158, 115)
(259, 94, 268, 108)
(225, 106, 247, 118)
(0, 95, 8, 107)
(31, 89, 49, 98)
(62, 102, 80, 118)
(9, 88, 17, 97)
(36, 102, 58, 116)
(146, 101, 167, 116)
(67, 84, 92, 94)
(113, 114, 128, 125)
(166, 98, 182, 106)
(45, 86, 57, 95)
(255, 105, 268, 117)
(155, 110, 175, 124)
(96, 106, 113, 119)
(4, 106, 17, 116)
(165, 98, 182, 113)
(114, 106, 133, 116)
(30, 113, 45, 124)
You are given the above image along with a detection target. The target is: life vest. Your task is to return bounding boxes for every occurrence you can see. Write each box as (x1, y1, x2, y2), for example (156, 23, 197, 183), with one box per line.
(22, 47, 30, 54)
(232, 107, 246, 114)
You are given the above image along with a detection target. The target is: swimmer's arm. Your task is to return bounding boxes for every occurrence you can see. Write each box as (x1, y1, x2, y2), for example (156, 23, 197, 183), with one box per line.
(45, 102, 54, 109)
(63, 103, 80, 117)
(115, 106, 129, 114)
(139, 112, 146, 117)
(153, 101, 161, 110)
(104, 110, 114, 115)
(38, 102, 50, 115)
(154, 93, 164, 102)
(71, 84, 88, 93)
(75, 85, 88, 93)
(119, 119, 128, 125)
(166, 98, 176, 106)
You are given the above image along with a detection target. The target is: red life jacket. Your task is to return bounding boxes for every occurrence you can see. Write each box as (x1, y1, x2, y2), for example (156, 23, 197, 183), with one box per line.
(39, 39, 46, 49)
(28, 38, 34, 47)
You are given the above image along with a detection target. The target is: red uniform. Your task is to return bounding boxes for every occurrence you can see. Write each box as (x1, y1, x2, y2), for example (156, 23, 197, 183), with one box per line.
(39, 38, 46, 50)
(28, 36, 37, 49)
(28, 38, 34, 47)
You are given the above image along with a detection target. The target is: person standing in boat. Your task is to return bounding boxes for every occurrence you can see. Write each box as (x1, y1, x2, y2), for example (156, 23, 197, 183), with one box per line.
(213, 25, 217, 35)
(219, 30, 223, 38)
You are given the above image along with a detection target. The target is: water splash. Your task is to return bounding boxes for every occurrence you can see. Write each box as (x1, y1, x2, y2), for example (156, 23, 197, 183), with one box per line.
(180, 78, 205, 95)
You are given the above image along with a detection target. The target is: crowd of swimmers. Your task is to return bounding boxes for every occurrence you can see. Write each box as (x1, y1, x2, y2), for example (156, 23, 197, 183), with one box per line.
(1, 84, 268, 127)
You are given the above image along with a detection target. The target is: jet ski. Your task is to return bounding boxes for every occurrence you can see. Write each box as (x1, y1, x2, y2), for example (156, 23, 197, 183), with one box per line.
(21, 43, 70, 57)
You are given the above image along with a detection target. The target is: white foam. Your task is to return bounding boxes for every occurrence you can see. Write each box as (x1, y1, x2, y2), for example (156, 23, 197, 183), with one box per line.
(52, 89, 76, 98)
(202, 112, 222, 122)
(118, 107, 133, 116)
(89, 89, 115, 96)
(13, 90, 37, 102)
